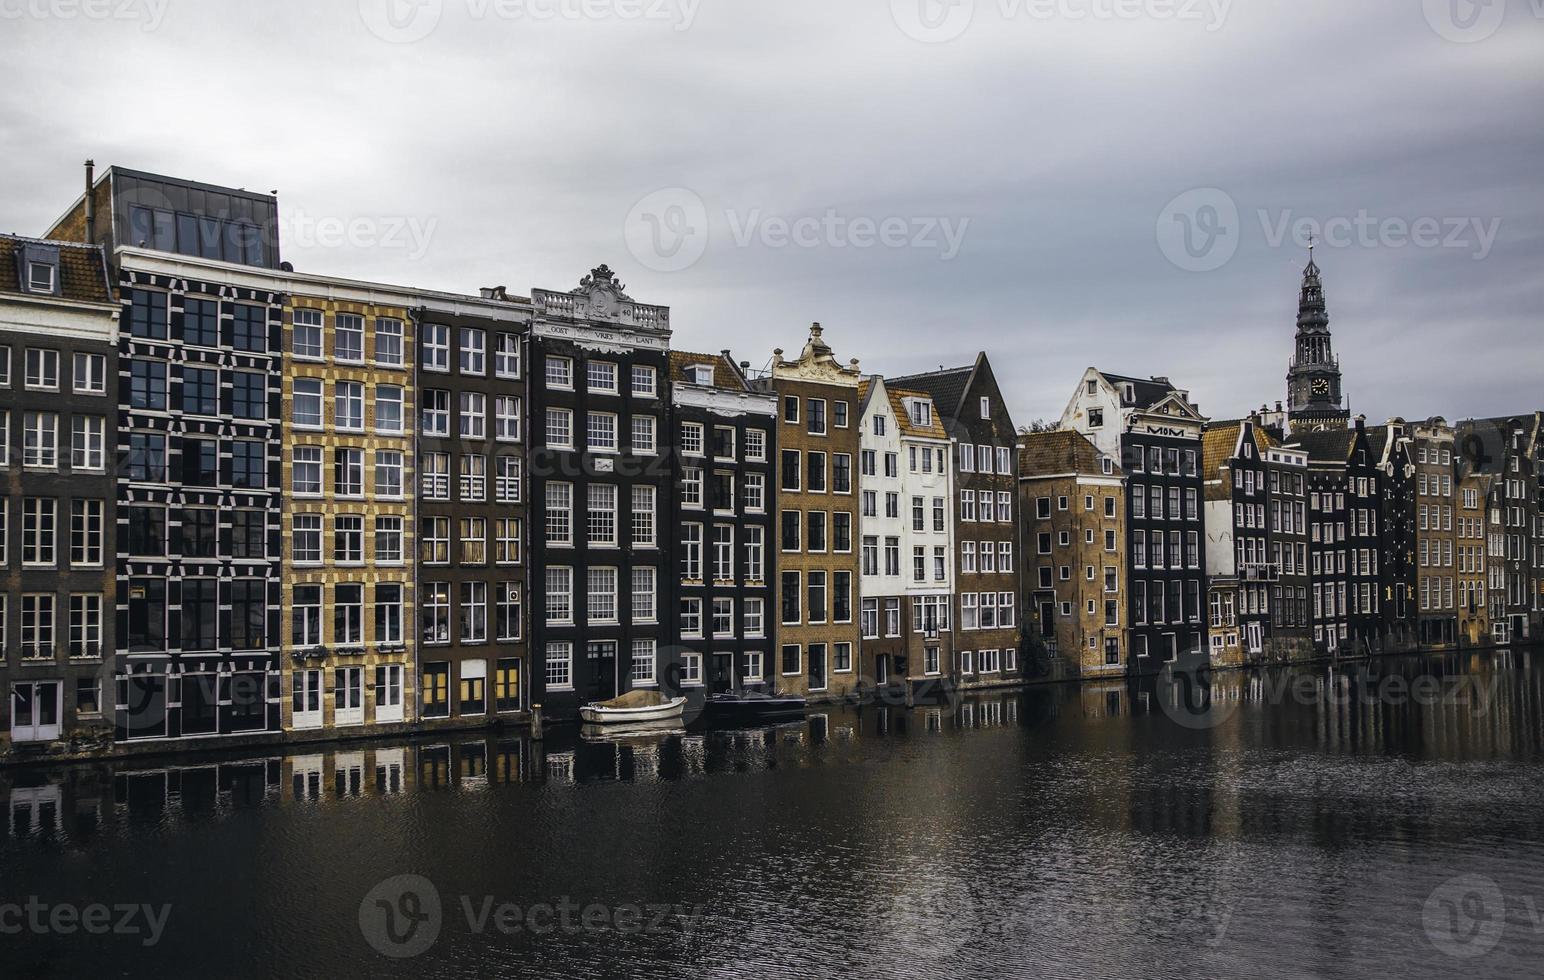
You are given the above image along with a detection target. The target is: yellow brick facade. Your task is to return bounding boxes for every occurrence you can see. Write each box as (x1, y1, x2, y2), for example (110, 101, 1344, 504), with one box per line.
(281, 298, 417, 731)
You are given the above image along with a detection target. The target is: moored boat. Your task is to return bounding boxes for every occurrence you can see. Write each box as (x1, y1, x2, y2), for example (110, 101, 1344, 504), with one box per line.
(578, 689, 688, 724)
(579, 718, 688, 742)
(706, 691, 808, 722)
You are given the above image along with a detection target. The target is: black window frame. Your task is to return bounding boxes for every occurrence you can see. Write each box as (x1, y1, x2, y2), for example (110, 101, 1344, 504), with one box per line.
(180, 437, 220, 486)
(129, 290, 168, 340)
(182, 298, 221, 347)
(181, 366, 219, 416)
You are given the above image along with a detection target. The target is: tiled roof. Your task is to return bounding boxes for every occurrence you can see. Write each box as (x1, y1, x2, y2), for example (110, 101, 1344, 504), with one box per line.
(887, 365, 972, 421)
(1365, 426, 1390, 460)
(1202, 421, 1278, 481)
(1202, 423, 1243, 479)
(1292, 428, 1355, 463)
(0, 234, 113, 304)
(1098, 371, 1177, 411)
(1018, 429, 1119, 478)
(889, 387, 949, 440)
(668, 350, 750, 392)
(1455, 415, 1540, 476)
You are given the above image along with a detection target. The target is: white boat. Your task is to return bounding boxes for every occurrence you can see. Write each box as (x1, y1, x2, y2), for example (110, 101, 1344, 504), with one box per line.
(579, 689, 688, 724)
(579, 719, 687, 742)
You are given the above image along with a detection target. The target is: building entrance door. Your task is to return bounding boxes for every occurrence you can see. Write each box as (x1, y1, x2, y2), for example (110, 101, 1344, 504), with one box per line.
(11, 682, 61, 742)
(710, 654, 734, 694)
(335, 667, 364, 726)
(586, 641, 618, 701)
(293, 670, 323, 729)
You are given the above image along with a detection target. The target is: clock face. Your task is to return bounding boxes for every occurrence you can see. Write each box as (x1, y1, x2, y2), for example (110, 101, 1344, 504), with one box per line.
(1311, 378, 1330, 397)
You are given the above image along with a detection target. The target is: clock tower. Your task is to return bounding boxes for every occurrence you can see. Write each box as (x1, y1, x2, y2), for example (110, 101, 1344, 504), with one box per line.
(1286, 248, 1349, 431)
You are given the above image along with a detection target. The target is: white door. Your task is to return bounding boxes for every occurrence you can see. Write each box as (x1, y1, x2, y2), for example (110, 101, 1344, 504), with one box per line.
(1245, 623, 1264, 654)
(375, 665, 404, 723)
(10, 682, 62, 742)
(335, 667, 364, 727)
(292, 670, 323, 730)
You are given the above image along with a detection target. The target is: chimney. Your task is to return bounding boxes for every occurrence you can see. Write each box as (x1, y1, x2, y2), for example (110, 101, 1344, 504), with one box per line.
(84, 159, 96, 246)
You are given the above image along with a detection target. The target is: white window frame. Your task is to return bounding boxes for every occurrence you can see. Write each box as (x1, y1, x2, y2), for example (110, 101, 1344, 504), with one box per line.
(335, 313, 366, 365)
(375, 317, 404, 367)
(375, 385, 404, 435)
(545, 356, 574, 389)
(293, 308, 325, 360)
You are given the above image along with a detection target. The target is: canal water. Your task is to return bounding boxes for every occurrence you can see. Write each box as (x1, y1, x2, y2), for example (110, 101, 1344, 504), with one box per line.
(3, 650, 1543, 979)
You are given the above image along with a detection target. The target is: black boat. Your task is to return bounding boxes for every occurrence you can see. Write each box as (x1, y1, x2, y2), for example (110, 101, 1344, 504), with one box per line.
(706, 691, 808, 722)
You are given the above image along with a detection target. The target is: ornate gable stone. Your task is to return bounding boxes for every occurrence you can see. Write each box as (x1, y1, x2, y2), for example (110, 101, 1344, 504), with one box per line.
(771, 322, 862, 386)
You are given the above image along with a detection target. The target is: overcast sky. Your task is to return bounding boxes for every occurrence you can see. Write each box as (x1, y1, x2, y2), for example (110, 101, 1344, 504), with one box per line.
(3, 0, 1540, 426)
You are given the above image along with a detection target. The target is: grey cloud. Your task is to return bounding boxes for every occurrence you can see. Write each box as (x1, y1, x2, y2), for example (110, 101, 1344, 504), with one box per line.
(0, 0, 1539, 427)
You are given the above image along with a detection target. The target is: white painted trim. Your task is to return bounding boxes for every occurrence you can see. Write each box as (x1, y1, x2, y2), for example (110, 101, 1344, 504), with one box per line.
(672, 383, 777, 416)
(0, 299, 117, 342)
(531, 318, 669, 352)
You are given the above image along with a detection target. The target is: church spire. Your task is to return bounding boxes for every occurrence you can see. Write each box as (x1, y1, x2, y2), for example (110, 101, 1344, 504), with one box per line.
(1286, 248, 1348, 430)
(1297, 240, 1328, 335)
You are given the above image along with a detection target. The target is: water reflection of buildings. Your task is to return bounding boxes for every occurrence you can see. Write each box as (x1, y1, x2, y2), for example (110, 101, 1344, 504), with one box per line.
(6, 656, 1541, 844)
(3, 697, 1034, 833)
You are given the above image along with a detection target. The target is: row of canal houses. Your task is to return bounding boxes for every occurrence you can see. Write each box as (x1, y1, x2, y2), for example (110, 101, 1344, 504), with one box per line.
(1, 165, 1541, 758)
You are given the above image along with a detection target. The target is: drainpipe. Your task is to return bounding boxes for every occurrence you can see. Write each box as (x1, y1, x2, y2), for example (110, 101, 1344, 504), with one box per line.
(84, 159, 97, 246)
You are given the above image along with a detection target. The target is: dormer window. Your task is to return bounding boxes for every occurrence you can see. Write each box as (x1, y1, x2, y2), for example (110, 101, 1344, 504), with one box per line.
(27, 260, 56, 292)
(1123, 383, 1135, 403)
(689, 364, 714, 385)
(18, 244, 62, 296)
(908, 399, 932, 427)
